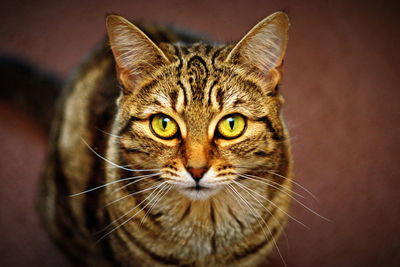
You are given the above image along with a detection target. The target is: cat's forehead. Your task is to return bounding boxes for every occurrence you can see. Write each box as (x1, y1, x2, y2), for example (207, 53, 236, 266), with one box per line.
(172, 44, 226, 106)
(131, 43, 273, 124)
(172, 44, 270, 111)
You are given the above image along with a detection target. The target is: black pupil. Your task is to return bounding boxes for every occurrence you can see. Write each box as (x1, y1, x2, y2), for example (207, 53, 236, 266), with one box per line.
(162, 117, 169, 130)
(228, 117, 235, 130)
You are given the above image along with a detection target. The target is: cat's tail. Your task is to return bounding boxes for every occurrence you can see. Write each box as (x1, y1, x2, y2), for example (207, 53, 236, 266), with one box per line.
(0, 55, 62, 132)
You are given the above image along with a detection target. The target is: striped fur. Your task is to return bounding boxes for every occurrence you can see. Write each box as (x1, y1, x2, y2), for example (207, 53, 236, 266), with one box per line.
(39, 12, 292, 267)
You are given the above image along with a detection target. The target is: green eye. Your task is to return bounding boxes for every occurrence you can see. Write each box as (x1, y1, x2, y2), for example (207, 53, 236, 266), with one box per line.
(217, 114, 246, 139)
(150, 114, 179, 139)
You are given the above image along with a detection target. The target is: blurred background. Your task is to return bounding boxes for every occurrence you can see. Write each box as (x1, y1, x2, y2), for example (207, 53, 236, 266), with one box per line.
(0, 0, 399, 266)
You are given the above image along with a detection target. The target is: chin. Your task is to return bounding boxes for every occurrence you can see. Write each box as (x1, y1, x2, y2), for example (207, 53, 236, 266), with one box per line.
(179, 185, 221, 200)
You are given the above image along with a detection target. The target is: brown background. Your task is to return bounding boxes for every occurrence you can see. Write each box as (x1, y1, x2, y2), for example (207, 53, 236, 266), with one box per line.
(0, 0, 399, 266)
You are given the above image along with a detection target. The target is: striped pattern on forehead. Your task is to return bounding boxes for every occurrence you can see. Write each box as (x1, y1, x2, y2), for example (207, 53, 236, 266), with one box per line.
(174, 45, 269, 112)
(127, 43, 273, 122)
(171, 45, 230, 107)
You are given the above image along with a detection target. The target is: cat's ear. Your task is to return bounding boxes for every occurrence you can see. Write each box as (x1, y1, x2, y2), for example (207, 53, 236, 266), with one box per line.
(226, 12, 289, 77)
(106, 15, 170, 92)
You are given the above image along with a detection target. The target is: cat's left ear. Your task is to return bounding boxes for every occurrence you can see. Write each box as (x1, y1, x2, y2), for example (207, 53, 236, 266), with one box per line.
(226, 12, 289, 81)
(106, 15, 170, 92)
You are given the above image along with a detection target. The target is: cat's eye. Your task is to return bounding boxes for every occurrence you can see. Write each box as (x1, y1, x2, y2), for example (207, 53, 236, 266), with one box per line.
(217, 114, 246, 139)
(150, 114, 179, 139)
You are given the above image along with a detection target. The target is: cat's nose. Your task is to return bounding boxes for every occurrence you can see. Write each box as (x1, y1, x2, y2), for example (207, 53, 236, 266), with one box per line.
(187, 166, 208, 182)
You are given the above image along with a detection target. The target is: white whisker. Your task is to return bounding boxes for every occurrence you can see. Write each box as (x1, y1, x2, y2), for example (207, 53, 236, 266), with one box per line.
(106, 164, 132, 169)
(96, 127, 122, 138)
(109, 174, 160, 195)
(226, 184, 286, 267)
(230, 180, 289, 245)
(140, 184, 172, 226)
(105, 181, 165, 207)
(97, 182, 168, 236)
(267, 170, 319, 202)
(234, 177, 310, 229)
(238, 173, 306, 199)
(242, 173, 329, 222)
(70, 172, 160, 197)
(98, 182, 170, 241)
(236, 166, 319, 202)
(80, 137, 160, 172)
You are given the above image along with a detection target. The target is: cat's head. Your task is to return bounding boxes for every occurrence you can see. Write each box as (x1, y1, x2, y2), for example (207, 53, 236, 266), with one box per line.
(106, 12, 289, 200)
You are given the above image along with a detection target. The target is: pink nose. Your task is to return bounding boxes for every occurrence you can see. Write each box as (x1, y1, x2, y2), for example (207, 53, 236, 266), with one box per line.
(187, 167, 208, 181)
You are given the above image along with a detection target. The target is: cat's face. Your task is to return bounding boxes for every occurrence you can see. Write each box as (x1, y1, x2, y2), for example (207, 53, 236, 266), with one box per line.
(106, 13, 288, 200)
(116, 46, 283, 199)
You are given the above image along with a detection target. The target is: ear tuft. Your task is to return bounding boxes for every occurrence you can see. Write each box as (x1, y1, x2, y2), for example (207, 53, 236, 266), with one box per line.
(106, 15, 169, 92)
(226, 12, 289, 74)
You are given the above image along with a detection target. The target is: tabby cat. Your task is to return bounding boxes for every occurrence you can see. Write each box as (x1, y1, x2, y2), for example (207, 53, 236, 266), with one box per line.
(38, 11, 292, 267)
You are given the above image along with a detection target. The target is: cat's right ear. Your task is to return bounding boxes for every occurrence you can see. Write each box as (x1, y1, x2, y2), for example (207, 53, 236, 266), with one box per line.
(225, 12, 289, 84)
(106, 15, 170, 93)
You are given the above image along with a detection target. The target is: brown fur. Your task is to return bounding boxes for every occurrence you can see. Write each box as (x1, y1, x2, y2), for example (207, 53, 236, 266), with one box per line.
(39, 12, 292, 266)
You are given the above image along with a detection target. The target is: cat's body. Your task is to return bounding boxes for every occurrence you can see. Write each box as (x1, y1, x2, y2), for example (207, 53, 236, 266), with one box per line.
(38, 12, 292, 267)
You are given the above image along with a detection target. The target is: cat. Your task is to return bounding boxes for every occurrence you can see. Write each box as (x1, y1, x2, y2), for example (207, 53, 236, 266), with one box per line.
(37, 11, 292, 267)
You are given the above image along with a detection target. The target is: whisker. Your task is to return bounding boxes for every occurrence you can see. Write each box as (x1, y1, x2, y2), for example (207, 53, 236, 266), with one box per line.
(106, 164, 132, 169)
(224, 185, 256, 233)
(109, 174, 160, 195)
(230, 180, 289, 246)
(225, 183, 295, 251)
(140, 184, 172, 226)
(104, 181, 165, 207)
(223, 186, 247, 211)
(236, 166, 319, 202)
(233, 178, 310, 229)
(80, 137, 160, 172)
(98, 183, 170, 241)
(96, 127, 122, 138)
(267, 170, 319, 202)
(226, 184, 286, 267)
(239, 172, 329, 221)
(235, 167, 279, 172)
(70, 172, 161, 197)
(225, 183, 286, 249)
(97, 182, 168, 237)
(238, 173, 306, 199)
